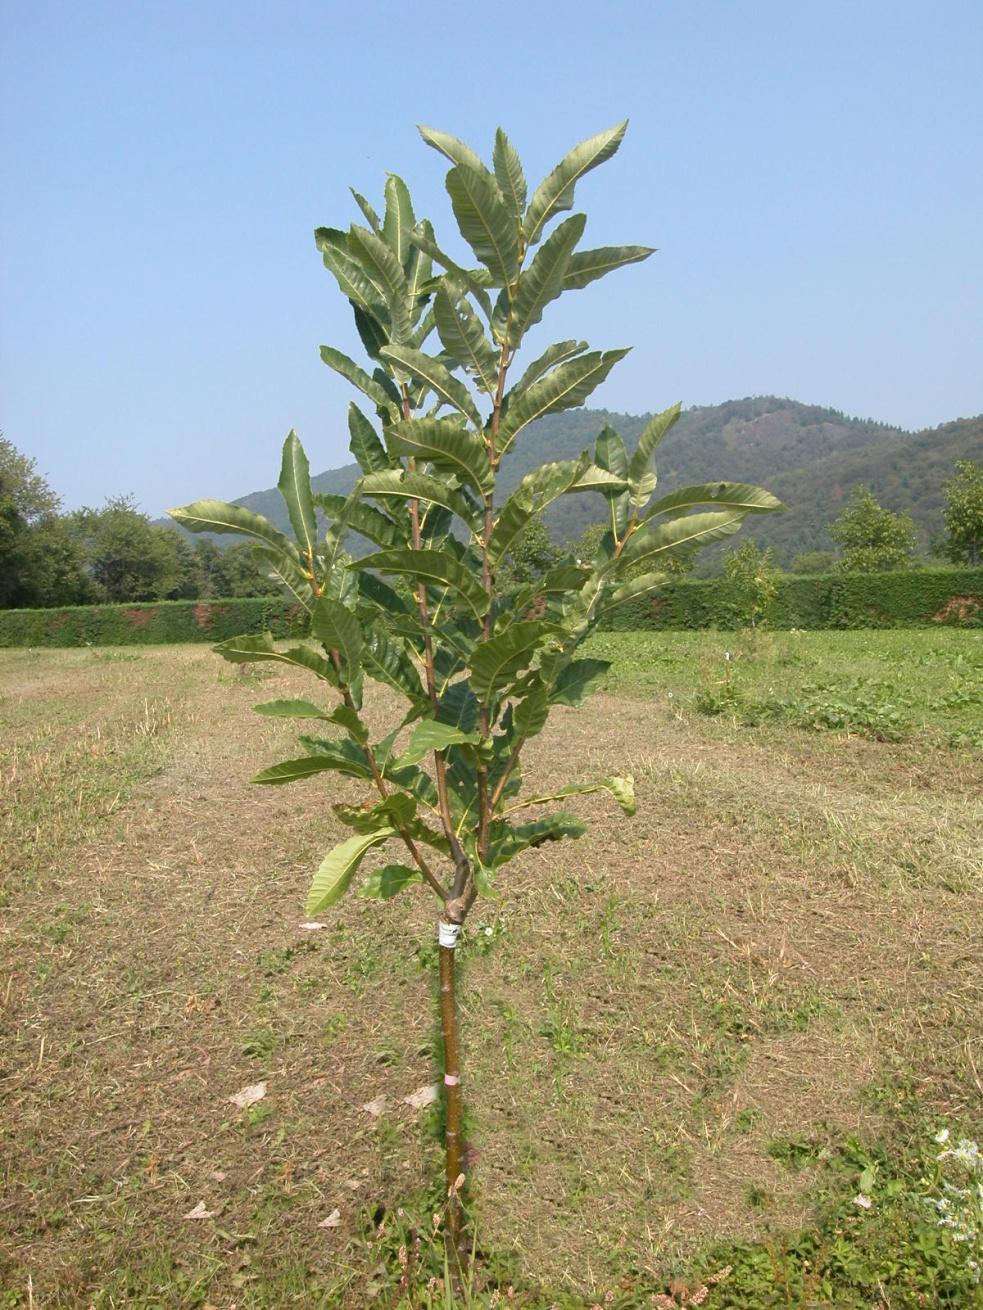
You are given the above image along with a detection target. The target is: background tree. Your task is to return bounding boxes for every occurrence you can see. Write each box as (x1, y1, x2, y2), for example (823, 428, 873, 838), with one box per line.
(495, 515, 564, 588)
(830, 486, 915, 573)
(73, 496, 190, 602)
(0, 435, 92, 607)
(941, 460, 983, 566)
(218, 540, 291, 597)
(723, 539, 782, 627)
(0, 435, 61, 522)
(21, 517, 97, 608)
(789, 549, 837, 575)
(170, 122, 781, 1264)
(0, 485, 33, 608)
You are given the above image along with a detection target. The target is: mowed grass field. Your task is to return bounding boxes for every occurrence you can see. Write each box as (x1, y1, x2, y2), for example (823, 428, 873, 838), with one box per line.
(1, 630, 981, 1308)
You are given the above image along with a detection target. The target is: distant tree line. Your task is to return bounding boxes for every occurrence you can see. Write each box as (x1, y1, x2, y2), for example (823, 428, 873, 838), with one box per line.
(783, 464, 983, 575)
(3, 431, 981, 611)
(1, 437, 280, 609)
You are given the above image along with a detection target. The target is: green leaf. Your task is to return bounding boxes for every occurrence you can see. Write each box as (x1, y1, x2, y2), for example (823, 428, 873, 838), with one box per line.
(348, 225, 412, 344)
(277, 430, 318, 561)
(627, 402, 682, 508)
(380, 345, 482, 426)
(512, 340, 587, 394)
(508, 774, 635, 816)
(246, 546, 316, 610)
(357, 570, 410, 615)
(562, 244, 655, 291)
(212, 633, 338, 684)
(347, 403, 393, 475)
(315, 228, 386, 315)
(252, 756, 357, 785)
(319, 345, 399, 416)
(252, 698, 330, 719)
(311, 597, 362, 679)
(408, 223, 493, 320)
(337, 796, 449, 855)
(642, 481, 785, 520)
(326, 703, 369, 742)
(307, 830, 393, 914)
(353, 548, 490, 619)
(399, 718, 480, 766)
(539, 563, 591, 593)
(254, 698, 368, 740)
(433, 283, 499, 394)
(594, 424, 629, 479)
(168, 500, 299, 562)
(291, 736, 375, 781)
(472, 862, 498, 897)
(360, 864, 423, 899)
(498, 349, 630, 455)
(359, 469, 480, 532)
(313, 493, 404, 550)
(548, 658, 610, 706)
(488, 459, 587, 565)
(615, 510, 745, 573)
(335, 793, 417, 833)
(350, 189, 382, 232)
(493, 128, 527, 222)
(409, 303, 436, 350)
(469, 621, 556, 704)
(568, 463, 629, 494)
(352, 302, 389, 360)
(596, 570, 671, 615)
(524, 121, 628, 246)
(445, 163, 519, 289)
(510, 214, 585, 343)
(488, 812, 587, 863)
(437, 680, 480, 732)
(383, 174, 416, 268)
(513, 677, 549, 740)
(406, 218, 435, 301)
(361, 630, 427, 706)
(385, 417, 494, 496)
(417, 125, 488, 174)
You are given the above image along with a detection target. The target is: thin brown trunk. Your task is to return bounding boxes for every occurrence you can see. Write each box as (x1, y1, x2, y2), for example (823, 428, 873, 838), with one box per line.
(438, 930, 466, 1268)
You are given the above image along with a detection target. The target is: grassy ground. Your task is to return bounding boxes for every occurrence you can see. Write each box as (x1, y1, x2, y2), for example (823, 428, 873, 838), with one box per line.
(1, 631, 981, 1308)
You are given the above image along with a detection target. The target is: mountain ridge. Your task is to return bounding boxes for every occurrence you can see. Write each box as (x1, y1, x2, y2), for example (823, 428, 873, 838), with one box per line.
(181, 398, 983, 567)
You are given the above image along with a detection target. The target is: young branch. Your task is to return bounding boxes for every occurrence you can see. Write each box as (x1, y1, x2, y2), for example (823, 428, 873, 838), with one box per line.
(398, 384, 471, 892)
(475, 310, 515, 863)
(327, 649, 449, 901)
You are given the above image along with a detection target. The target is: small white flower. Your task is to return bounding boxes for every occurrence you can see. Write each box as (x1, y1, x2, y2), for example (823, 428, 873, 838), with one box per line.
(853, 1193, 873, 1210)
(484, 926, 493, 937)
(936, 1128, 951, 1145)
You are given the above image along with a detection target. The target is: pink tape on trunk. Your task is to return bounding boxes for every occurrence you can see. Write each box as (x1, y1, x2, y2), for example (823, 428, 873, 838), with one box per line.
(444, 1074, 461, 1086)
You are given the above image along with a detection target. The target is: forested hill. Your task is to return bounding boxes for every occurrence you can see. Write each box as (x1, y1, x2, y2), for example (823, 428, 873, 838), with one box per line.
(219, 398, 983, 566)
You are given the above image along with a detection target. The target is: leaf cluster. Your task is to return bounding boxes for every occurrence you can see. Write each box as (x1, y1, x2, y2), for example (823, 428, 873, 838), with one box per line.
(170, 124, 781, 921)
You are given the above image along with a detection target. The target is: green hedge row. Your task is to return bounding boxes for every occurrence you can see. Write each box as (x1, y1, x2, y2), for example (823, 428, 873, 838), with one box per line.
(604, 567, 983, 631)
(0, 597, 309, 648)
(2, 568, 982, 647)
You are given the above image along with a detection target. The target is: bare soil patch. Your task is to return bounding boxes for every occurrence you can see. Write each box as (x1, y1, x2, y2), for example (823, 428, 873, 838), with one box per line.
(1, 641, 981, 1306)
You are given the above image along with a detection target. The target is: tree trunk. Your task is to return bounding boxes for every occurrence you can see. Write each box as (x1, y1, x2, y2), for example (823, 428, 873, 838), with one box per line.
(438, 927, 466, 1269)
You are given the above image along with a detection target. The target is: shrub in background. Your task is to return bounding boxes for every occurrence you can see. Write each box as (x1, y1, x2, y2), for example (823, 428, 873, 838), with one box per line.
(0, 597, 307, 647)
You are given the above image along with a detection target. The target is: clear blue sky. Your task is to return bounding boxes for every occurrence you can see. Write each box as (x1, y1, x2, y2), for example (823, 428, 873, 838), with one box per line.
(2, 0, 981, 517)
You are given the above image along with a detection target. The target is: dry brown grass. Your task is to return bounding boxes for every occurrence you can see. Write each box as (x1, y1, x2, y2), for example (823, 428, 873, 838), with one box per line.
(0, 641, 981, 1306)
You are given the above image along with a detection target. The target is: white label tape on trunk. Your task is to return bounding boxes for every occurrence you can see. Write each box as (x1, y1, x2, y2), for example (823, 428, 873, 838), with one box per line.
(438, 920, 462, 949)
